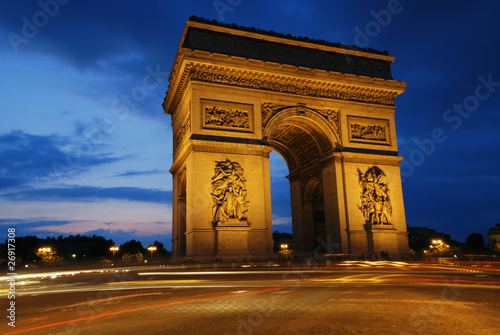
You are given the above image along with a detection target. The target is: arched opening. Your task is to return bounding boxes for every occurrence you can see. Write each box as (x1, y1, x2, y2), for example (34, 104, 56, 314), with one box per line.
(264, 108, 340, 255)
(304, 178, 327, 252)
(269, 150, 293, 245)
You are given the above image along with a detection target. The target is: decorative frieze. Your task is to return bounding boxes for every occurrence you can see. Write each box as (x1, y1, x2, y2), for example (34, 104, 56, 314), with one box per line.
(348, 116, 390, 145)
(190, 67, 396, 106)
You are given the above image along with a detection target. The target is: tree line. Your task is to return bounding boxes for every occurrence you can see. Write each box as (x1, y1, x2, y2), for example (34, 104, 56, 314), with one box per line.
(0, 235, 170, 266)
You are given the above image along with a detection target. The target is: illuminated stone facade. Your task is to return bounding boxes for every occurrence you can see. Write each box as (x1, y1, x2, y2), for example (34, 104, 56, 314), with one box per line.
(163, 18, 410, 260)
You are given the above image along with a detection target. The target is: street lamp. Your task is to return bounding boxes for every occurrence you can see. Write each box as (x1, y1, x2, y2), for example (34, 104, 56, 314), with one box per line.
(430, 239, 444, 248)
(147, 246, 157, 260)
(37, 247, 53, 264)
(110, 246, 119, 261)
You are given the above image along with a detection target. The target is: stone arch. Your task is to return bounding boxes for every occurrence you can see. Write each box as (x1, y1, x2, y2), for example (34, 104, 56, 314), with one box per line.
(303, 176, 323, 203)
(263, 106, 339, 173)
(262, 106, 343, 254)
(301, 176, 328, 252)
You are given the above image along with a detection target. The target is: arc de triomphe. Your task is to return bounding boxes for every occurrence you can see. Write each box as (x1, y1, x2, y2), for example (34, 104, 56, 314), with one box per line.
(163, 18, 410, 261)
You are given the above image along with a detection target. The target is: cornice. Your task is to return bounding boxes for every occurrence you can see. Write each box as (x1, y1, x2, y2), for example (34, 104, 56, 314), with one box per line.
(163, 54, 406, 115)
(170, 139, 271, 175)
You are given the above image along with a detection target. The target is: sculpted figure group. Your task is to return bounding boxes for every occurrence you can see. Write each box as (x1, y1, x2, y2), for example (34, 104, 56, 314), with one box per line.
(358, 166, 392, 225)
(211, 159, 249, 225)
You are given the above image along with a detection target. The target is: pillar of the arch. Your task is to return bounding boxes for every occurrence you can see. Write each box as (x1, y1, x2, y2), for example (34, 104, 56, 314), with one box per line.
(302, 202, 315, 253)
(321, 160, 348, 254)
(177, 196, 186, 257)
(171, 171, 187, 258)
(340, 158, 410, 259)
(290, 179, 306, 254)
(182, 149, 273, 261)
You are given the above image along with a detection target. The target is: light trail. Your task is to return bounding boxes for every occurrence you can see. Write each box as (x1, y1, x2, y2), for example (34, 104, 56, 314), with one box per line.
(5, 286, 286, 335)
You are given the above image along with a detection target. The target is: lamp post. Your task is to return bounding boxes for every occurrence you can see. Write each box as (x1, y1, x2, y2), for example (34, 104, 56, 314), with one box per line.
(110, 246, 119, 261)
(147, 246, 157, 261)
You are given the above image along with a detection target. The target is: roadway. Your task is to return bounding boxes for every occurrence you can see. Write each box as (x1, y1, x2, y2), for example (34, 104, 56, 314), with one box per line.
(1, 261, 500, 334)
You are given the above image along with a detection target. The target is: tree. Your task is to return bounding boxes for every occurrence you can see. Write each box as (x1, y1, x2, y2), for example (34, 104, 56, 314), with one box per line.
(121, 252, 144, 264)
(36, 248, 63, 264)
(465, 233, 485, 252)
(87, 236, 115, 258)
(152, 241, 168, 255)
(120, 240, 145, 255)
(11, 236, 43, 263)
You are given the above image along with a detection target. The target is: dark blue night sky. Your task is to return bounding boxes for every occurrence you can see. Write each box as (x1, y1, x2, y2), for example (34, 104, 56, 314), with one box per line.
(1, 1, 499, 249)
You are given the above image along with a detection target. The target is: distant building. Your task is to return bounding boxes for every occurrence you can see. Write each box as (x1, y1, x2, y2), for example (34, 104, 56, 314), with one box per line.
(487, 223, 500, 245)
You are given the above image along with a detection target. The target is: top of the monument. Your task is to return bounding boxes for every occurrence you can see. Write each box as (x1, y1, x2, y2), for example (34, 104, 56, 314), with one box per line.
(163, 17, 404, 114)
(188, 16, 389, 56)
(178, 16, 395, 80)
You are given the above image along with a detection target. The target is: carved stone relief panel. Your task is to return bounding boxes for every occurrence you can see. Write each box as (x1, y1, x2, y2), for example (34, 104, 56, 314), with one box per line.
(347, 116, 390, 145)
(358, 166, 392, 225)
(174, 114, 191, 153)
(201, 99, 254, 133)
(317, 108, 340, 139)
(211, 159, 250, 226)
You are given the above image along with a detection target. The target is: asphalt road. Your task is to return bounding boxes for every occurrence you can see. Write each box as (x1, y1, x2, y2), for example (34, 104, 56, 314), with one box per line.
(2, 262, 500, 335)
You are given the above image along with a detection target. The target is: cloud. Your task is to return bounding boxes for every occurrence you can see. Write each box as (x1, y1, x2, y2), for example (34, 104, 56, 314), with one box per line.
(0, 198, 172, 243)
(2, 185, 172, 204)
(29, 220, 171, 236)
(0, 1, 183, 70)
(0, 130, 69, 188)
(272, 215, 292, 226)
(0, 130, 122, 189)
(114, 169, 166, 177)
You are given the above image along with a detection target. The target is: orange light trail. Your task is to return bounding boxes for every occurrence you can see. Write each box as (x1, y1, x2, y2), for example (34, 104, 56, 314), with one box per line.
(5, 286, 286, 335)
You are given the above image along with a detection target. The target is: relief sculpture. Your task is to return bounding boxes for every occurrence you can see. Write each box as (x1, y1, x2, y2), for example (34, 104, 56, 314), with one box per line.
(351, 123, 387, 141)
(358, 166, 392, 225)
(190, 68, 396, 106)
(211, 159, 249, 225)
(261, 102, 285, 127)
(205, 105, 250, 129)
(174, 115, 190, 151)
